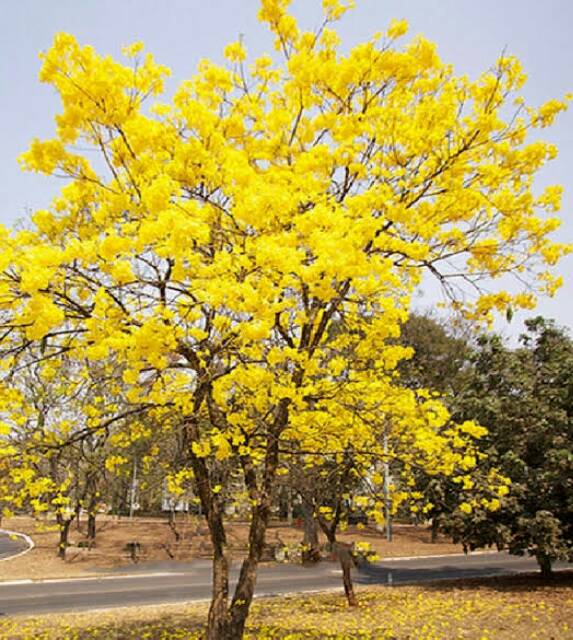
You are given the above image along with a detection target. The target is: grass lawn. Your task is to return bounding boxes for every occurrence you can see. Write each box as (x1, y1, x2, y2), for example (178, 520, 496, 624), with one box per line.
(0, 515, 463, 581)
(1, 573, 571, 639)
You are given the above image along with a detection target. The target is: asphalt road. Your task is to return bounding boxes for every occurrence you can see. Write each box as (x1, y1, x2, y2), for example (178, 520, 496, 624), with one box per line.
(1, 551, 570, 616)
(0, 532, 29, 561)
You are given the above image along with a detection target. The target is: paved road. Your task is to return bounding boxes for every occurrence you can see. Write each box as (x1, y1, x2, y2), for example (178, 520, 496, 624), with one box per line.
(0, 532, 29, 561)
(0, 552, 569, 616)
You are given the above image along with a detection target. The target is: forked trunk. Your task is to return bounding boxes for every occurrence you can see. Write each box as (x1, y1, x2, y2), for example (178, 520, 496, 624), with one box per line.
(204, 512, 269, 640)
(188, 387, 287, 639)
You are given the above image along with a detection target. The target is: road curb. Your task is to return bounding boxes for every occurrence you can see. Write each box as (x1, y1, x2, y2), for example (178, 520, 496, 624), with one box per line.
(0, 529, 34, 562)
(43, 571, 188, 584)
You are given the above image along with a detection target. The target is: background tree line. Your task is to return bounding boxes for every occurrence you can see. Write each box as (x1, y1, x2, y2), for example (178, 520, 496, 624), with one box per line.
(399, 313, 573, 578)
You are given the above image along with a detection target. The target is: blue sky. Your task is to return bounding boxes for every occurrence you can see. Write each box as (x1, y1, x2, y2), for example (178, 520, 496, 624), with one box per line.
(1, 0, 571, 336)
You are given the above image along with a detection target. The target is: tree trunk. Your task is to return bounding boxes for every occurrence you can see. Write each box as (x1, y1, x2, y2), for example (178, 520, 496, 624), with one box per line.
(198, 492, 233, 640)
(286, 486, 293, 526)
(87, 511, 97, 546)
(338, 543, 358, 607)
(301, 497, 320, 563)
(203, 508, 268, 640)
(431, 517, 440, 543)
(201, 504, 272, 640)
(168, 508, 181, 542)
(206, 548, 231, 640)
(85, 474, 99, 545)
(56, 515, 73, 559)
(320, 516, 358, 607)
(185, 410, 233, 640)
(186, 383, 287, 639)
(217, 399, 287, 639)
(225, 506, 268, 639)
(537, 552, 553, 579)
(333, 540, 358, 606)
(75, 503, 82, 532)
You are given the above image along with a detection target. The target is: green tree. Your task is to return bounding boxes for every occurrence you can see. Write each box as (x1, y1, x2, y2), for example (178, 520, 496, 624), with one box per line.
(398, 313, 473, 394)
(448, 317, 573, 577)
(397, 313, 478, 539)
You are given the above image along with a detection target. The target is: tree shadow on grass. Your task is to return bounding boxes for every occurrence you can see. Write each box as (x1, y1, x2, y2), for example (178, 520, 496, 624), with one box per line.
(355, 562, 573, 595)
(416, 569, 573, 594)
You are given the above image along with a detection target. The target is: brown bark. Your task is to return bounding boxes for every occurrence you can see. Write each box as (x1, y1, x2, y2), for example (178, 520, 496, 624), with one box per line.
(85, 473, 99, 547)
(206, 547, 231, 640)
(184, 397, 233, 640)
(56, 514, 74, 559)
(538, 552, 554, 579)
(286, 486, 293, 526)
(301, 497, 321, 563)
(336, 542, 358, 606)
(180, 341, 297, 638)
(318, 505, 358, 607)
(87, 511, 97, 545)
(222, 400, 287, 638)
(75, 503, 82, 532)
(431, 517, 440, 543)
(167, 508, 181, 542)
(226, 510, 267, 638)
(194, 464, 233, 640)
(204, 399, 287, 639)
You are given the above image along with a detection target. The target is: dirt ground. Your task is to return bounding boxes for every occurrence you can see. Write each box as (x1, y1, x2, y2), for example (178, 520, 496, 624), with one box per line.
(1, 572, 571, 639)
(0, 514, 464, 581)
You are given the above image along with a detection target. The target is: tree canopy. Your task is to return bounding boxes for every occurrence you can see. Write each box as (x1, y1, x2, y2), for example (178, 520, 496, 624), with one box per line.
(448, 317, 573, 576)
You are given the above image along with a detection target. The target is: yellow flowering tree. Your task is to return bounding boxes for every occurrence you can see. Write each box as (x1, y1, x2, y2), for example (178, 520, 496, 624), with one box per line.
(0, 351, 129, 555)
(0, 0, 570, 637)
(284, 374, 504, 606)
